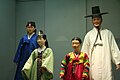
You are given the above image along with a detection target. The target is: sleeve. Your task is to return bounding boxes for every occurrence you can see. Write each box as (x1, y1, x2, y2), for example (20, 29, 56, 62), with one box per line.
(41, 48, 54, 79)
(21, 50, 36, 80)
(60, 54, 69, 78)
(110, 32, 120, 65)
(82, 53, 90, 79)
(32, 35, 38, 49)
(13, 38, 23, 64)
(81, 34, 90, 56)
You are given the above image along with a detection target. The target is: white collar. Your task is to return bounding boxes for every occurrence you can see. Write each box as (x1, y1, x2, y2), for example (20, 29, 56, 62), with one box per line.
(38, 46, 46, 53)
(93, 27, 103, 33)
(28, 32, 35, 39)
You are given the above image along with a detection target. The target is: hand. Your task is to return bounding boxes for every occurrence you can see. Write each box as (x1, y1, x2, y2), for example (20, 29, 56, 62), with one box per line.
(41, 67, 47, 72)
(116, 64, 120, 70)
(91, 78, 94, 80)
(60, 76, 63, 80)
(82, 78, 88, 80)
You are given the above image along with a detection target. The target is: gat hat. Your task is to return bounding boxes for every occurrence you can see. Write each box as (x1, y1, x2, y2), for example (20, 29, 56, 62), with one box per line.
(85, 6, 108, 18)
(26, 21, 36, 28)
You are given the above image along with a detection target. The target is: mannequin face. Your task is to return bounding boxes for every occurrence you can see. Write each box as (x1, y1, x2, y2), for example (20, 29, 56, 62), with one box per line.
(37, 36, 46, 48)
(72, 40, 80, 50)
(92, 17, 102, 28)
(26, 25, 35, 35)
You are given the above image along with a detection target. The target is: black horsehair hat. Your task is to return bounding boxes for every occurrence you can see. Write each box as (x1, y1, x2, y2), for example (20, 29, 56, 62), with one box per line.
(85, 6, 108, 18)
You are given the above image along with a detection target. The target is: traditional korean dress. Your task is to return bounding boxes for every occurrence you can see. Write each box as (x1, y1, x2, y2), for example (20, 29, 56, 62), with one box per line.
(22, 47, 54, 80)
(13, 33, 38, 80)
(60, 52, 90, 80)
(81, 28, 120, 80)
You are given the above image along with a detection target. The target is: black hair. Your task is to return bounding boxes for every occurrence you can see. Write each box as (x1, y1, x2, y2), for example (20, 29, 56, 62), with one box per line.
(26, 21, 36, 33)
(42, 35, 49, 48)
(71, 37, 82, 44)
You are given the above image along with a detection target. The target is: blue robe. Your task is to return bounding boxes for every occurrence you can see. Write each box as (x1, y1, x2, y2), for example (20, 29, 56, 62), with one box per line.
(13, 33, 38, 80)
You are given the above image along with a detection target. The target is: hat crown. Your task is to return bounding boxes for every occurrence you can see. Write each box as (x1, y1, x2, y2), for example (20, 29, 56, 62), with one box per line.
(92, 6, 100, 14)
(38, 30, 44, 36)
(85, 6, 108, 18)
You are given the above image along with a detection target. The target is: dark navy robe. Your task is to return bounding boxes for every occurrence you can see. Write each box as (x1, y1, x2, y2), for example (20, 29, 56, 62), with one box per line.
(13, 33, 38, 80)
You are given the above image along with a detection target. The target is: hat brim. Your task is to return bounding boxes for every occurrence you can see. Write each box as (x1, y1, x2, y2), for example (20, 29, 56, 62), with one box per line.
(85, 12, 109, 18)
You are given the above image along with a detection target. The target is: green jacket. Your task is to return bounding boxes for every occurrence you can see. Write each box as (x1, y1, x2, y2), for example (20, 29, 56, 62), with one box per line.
(21, 48, 54, 80)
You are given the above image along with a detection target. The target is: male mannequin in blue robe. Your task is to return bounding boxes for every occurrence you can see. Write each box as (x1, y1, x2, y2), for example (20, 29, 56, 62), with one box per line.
(13, 21, 38, 80)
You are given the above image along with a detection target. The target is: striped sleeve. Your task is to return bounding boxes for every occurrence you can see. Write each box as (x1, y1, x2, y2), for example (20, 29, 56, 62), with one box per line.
(60, 54, 69, 78)
(82, 53, 90, 79)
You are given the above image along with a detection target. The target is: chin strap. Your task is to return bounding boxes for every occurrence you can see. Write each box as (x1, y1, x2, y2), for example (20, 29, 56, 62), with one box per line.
(98, 28, 102, 40)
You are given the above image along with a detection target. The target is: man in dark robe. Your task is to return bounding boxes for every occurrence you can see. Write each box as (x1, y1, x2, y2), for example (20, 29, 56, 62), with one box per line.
(13, 21, 38, 80)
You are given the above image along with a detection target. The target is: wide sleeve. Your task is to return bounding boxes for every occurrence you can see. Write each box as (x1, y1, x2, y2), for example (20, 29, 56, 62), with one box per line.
(82, 53, 90, 79)
(13, 38, 23, 64)
(21, 50, 37, 80)
(60, 54, 69, 78)
(81, 33, 90, 56)
(109, 32, 120, 65)
(31, 34, 38, 49)
(41, 48, 54, 79)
